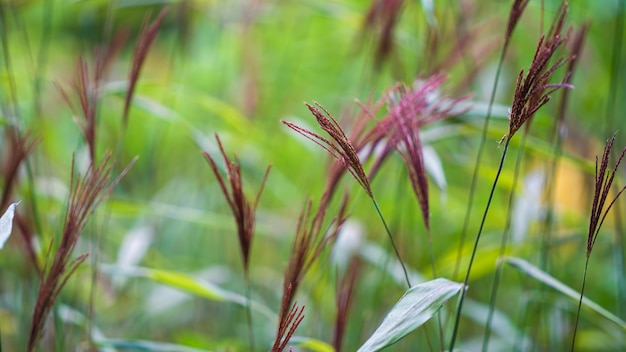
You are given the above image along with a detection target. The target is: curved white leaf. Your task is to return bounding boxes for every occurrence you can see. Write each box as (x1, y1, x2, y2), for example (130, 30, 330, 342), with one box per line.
(358, 278, 463, 352)
(0, 201, 20, 249)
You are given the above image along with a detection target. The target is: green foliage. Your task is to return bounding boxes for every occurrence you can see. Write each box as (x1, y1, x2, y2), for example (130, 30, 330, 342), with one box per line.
(1, 0, 625, 351)
(357, 278, 462, 352)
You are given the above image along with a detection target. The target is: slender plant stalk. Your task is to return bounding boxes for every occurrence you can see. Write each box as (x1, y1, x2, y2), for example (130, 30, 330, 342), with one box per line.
(244, 272, 255, 352)
(449, 138, 511, 351)
(453, 42, 509, 281)
(428, 224, 444, 351)
(32, 0, 54, 118)
(452, 0, 531, 280)
(571, 258, 590, 351)
(482, 132, 527, 351)
(372, 199, 411, 288)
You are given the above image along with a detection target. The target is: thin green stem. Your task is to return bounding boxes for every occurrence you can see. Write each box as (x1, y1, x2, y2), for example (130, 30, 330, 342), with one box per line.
(482, 132, 527, 351)
(449, 138, 510, 352)
(372, 199, 411, 288)
(453, 43, 509, 280)
(32, 0, 55, 119)
(244, 271, 255, 352)
(571, 256, 590, 351)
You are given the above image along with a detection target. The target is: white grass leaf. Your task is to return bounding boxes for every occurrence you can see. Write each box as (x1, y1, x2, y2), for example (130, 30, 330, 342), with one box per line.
(422, 145, 447, 192)
(505, 256, 626, 331)
(357, 278, 463, 352)
(0, 201, 20, 249)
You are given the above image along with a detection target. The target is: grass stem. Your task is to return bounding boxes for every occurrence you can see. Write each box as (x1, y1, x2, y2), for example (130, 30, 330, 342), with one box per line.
(372, 199, 411, 288)
(571, 257, 590, 351)
(453, 45, 508, 280)
(244, 272, 255, 352)
(449, 138, 510, 351)
(482, 132, 527, 351)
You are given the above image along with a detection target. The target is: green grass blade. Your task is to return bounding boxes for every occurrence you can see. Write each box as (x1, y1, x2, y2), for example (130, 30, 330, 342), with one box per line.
(357, 278, 463, 352)
(101, 265, 277, 322)
(504, 256, 626, 331)
(96, 338, 212, 352)
(290, 336, 335, 352)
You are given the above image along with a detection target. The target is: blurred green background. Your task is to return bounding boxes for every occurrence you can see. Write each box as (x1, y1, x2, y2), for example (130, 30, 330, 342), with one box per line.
(1, 0, 626, 351)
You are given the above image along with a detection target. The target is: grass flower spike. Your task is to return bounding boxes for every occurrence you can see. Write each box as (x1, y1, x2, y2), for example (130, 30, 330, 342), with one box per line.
(272, 196, 348, 350)
(586, 135, 626, 258)
(27, 153, 135, 351)
(505, 2, 572, 143)
(283, 102, 412, 286)
(204, 134, 270, 351)
(204, 134, 271, 272)
(283, 103, 373, 198)
(382, 74, 467, 229)
(571, 134, 626, 350)
(271, 284, 306, 352)
(280, 196, 349, 319)
(123, 7, 169, 127)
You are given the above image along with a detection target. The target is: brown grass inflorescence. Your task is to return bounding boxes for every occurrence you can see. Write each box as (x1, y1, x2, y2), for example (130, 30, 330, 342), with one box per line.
(505, 2, 573, 143)
(333, 256, 361, 352)
(203, 134, 271, 273)
(271, 284, 306, 352)
(283, 103, 373, 199)
(122, 7, 169, 127)
(279, 195, 349, 322)
(380, 74, 468, 228)
(586, 134, 626, 258)
(27, 153, 136, 352)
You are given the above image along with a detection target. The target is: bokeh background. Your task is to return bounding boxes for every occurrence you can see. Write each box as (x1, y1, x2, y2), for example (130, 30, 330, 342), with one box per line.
(1, 0, 626, 351)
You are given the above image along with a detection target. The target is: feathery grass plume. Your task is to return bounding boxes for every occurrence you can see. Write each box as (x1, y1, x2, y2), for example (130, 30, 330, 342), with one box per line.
(284, 103, 374, 198)
(58, 57, 98, 163)
(271, 284, 305, 352)
(381, 74, 468, 229)
(586, 136, 626, 259)
(279, 195, 349, 322)
(58, 30, 127, 158)
(319, 98, 385, 207)
(282, 102, 414, 286)
(203, 134, 270, 350)
(122, 7, 169, 128)
(57, 31, 127, 164)
(333, 257, 361, 352)
(504, 2, 572, 143)
(203, 134, 271, 272)
(27, 152, 136, 352)
(571, 134, 626, 350)
(505, 0, 530, 49)
(449, 4, 573, 351)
